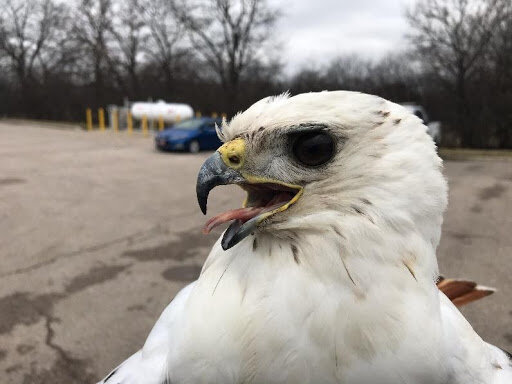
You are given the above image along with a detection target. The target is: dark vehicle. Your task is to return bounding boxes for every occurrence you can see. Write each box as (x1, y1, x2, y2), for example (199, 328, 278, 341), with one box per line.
(155, 117, 223, 152)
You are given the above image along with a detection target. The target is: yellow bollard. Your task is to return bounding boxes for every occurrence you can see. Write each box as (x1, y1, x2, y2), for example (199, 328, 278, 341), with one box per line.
(211, 112, 218, 118)
(98, 108, 105, 131)
(127, 111, 133, 135)
(195, 111, 202, 118)
(86, 108, 93, 131)
(158, 115, 164, 131)
(142, 115, 148, 137)
(112, 109, 119, 132)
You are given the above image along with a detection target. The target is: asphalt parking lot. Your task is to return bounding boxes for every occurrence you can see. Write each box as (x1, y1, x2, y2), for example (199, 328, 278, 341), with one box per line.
(0, 121, 511, 383)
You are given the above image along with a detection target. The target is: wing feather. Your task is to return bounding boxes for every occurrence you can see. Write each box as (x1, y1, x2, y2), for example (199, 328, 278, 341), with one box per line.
(98, 282, 196, 384)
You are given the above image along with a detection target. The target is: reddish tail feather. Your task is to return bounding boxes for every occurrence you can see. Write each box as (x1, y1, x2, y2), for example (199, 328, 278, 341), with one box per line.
(437, 276, 496, 307)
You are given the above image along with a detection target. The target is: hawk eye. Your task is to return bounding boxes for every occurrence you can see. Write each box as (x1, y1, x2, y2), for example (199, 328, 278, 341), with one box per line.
(292, 131, 335, 166)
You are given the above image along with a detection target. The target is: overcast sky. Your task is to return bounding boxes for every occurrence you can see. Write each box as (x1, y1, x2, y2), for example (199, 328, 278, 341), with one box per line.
(269, 0, 418, 73)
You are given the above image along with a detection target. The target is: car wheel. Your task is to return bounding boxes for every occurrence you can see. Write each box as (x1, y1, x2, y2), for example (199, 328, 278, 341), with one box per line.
(188, 140, 200, 153)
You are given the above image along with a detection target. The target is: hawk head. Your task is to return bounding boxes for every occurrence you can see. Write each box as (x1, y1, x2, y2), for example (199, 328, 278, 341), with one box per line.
(197, 91, 447, 256)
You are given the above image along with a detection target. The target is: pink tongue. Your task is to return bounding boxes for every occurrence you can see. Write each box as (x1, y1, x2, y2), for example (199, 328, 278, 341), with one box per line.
(202, 207, 265, 234)
(202, 192, 291, 234)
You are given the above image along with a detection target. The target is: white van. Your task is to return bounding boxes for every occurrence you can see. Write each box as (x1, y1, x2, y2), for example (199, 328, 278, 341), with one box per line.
(401, 103, 441, 144)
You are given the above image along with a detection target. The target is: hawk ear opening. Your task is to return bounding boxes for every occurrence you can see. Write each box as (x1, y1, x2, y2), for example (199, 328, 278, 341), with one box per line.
(437, 277, 496, 307)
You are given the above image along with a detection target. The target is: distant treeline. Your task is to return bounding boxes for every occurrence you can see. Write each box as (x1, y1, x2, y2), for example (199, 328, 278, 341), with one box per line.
(1, 0, 511, 148)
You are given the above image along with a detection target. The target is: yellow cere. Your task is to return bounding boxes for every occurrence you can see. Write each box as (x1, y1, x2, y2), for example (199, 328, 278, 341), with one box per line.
(218, 138, 246, 169)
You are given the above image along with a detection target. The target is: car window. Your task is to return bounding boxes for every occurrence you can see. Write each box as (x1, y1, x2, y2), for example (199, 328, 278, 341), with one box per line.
(204, 123, 216, 131)
(173, 119, 204, 130)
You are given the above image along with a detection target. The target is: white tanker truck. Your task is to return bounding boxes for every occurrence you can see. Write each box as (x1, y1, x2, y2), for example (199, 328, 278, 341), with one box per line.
(130, 100, 194, 123)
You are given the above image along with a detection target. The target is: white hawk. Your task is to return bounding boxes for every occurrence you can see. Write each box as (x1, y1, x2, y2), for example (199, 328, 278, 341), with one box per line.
(98, 91, 511, 384)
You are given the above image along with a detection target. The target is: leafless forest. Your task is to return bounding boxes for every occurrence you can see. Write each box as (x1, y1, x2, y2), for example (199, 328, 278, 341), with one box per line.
(1, 0, 511, 147)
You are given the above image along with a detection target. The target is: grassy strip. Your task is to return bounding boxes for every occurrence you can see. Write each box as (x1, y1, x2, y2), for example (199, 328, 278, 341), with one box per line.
(439, 148, 512, 161)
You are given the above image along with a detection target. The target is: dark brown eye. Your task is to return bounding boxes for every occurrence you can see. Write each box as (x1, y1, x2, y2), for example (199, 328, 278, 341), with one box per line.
(292, 131, 335, 166)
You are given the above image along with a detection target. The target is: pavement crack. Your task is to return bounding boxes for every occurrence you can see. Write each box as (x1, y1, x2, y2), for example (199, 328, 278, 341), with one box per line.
(39, 312, 96, 382)
(443, 228, 499, 242)
(1, 225, 163, 278)
(44, 315, 70, 364)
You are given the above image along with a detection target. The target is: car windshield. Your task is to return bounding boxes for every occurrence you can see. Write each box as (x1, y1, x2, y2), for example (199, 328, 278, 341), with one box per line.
(173, 119, 204, 130)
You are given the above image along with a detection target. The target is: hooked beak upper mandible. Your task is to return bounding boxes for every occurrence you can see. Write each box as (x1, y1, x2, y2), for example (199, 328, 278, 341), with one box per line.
(196, 139, 246, 215)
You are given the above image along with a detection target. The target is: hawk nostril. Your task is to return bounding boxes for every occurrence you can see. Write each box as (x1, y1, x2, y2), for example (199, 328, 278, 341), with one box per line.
(229, 155, 240, 164)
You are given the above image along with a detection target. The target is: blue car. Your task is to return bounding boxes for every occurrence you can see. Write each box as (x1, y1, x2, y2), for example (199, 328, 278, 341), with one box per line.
(155, 117, 223, 152)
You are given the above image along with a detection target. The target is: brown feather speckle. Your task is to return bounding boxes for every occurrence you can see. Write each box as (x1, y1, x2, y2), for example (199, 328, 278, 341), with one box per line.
(341, 257, 356, 286)
(351, 205, 375, 224)
(402, 260, 417, 281)
(291, 244, 300, 264)
(331, 225, 345, 238)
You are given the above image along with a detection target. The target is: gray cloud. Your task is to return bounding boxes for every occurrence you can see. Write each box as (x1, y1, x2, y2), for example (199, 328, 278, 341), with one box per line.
(269, 0, 417, 72)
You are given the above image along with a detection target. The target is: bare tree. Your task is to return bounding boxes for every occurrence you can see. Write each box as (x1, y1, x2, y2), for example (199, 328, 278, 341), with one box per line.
(71, 0, 115, 107)
(142, 0, 187, 96)
(289, 53, 421, 105)
(484, 2, 512, 147)
(406, 0, 510, 146)
(370, 53, 424, 102)
(0, 0, 68, 109)
(174, 0, 279, 115)
(325, 55, 373, 91)
(109, 0, 149, 98)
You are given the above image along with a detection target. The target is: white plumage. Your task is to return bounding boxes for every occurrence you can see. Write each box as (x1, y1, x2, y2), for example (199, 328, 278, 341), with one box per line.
(98, 91, 511, 384)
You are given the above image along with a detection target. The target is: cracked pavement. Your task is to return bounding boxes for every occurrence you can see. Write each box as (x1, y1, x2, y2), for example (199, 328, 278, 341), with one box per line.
(0, 121, 511, 383)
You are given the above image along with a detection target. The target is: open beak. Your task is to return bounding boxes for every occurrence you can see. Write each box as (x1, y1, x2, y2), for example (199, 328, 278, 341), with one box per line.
(196, 146, 302, 250)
